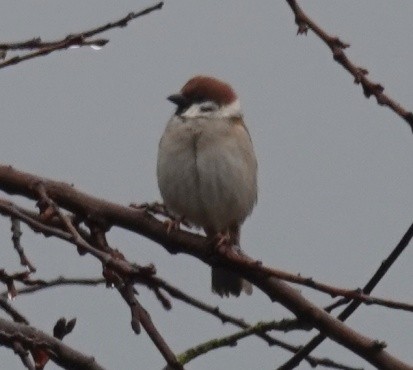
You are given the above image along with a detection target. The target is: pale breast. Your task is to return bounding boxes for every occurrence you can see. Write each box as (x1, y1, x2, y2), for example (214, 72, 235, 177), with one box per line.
(157, 117, 208, 226)
(195, 119, 257, 230)
(157, 116, 257, 231)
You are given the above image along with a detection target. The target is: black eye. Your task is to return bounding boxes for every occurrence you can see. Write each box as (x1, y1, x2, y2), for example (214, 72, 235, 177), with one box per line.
(200, 105, 214, 112)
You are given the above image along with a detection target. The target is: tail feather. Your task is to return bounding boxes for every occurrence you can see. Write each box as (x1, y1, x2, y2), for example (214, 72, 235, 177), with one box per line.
(207, 224, 252, 297)
(211, 267, 252, 297)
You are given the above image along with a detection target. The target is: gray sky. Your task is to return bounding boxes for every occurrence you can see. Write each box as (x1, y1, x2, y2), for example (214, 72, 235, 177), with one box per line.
(1, 1, 413, 369)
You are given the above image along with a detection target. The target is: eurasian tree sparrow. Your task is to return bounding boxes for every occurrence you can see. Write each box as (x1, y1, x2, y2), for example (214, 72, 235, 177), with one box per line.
(157, 76, 257, 297)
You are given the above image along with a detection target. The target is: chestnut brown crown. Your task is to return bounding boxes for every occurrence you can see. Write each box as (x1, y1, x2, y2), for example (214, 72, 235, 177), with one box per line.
(168, 76, 238, 111)
(181, 76, 237, 106)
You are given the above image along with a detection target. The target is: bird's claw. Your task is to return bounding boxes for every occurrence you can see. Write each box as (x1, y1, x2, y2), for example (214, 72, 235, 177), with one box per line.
(164, 216, 184, 234)
(130, 202, 166, 214)
(216, 231, 231, 247)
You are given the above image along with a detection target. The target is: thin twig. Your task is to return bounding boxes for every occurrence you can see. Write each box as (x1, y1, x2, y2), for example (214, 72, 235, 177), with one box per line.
(0, 296, 29, 324)
(0, 2, 164, 70)
(119, 283, 184, 370)
(0, 269, 46, 300)
(0, 38, 108, 69)
(0, 276, 105, 298)
(0, 37, 106, 52)
(10, 217, 36, 272)
(13, 341, 35, 370)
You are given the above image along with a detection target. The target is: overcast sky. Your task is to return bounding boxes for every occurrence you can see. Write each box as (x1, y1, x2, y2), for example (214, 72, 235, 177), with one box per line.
(1, 1, 413, 369)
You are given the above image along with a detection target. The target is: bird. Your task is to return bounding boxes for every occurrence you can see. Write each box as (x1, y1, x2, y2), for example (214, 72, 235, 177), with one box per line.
(157, 75, 257, 297)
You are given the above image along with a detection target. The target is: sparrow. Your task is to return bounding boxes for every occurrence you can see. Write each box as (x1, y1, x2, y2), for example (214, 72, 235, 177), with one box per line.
(157, 75, 257, 297)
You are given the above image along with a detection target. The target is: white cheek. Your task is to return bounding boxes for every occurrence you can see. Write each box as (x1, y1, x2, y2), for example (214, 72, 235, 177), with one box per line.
(180, 99, 242, 119)
(219, 99, 242, 118)
(181, 104, 205, 118)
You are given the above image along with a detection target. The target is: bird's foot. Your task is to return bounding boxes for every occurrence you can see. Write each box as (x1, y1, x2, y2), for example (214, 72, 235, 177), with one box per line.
(164, 215, 185, 234)
(130, 202, 189, 231)
(208, 231, 234, 256)
(216, 231, 231, 247)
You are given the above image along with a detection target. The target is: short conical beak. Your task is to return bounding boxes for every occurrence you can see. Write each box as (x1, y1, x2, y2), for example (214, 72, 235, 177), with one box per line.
(167, 93, 188, 107)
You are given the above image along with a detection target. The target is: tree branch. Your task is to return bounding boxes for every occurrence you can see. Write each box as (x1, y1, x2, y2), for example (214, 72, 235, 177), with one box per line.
(286, 0, 413, 132)
(1, 167, 411, 311)
(0, 2, 163, 70)
(0, 296, 29, 324)
(0, 317, 105, 370)
(10, 217, 36, 272)
(119, 283, 183, 370)
(0, 165, 411, 369)
(13, 341, 35, 370)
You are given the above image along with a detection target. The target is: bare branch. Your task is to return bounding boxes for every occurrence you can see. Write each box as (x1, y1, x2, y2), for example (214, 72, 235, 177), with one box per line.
(0, 167, 403, 303)
(2, 186, 181, 367)
(0, 269, 45, 300)
(0, 276, 105, 298)
(13, 341, 35, 370)
(1, 201, 349, 367)
(0, 2, 164, 70)
(5, 195, 412, 312)
(0, 296, 29, 324)
(0, 165, 411, 369)
(0, 317, 105, 370)
(286, 0, 413, 132)
(119, 283, 183, 370)
(0, 37, 106, 52)
(10, 217, 36, 272)
(0, 39, 108, 70)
